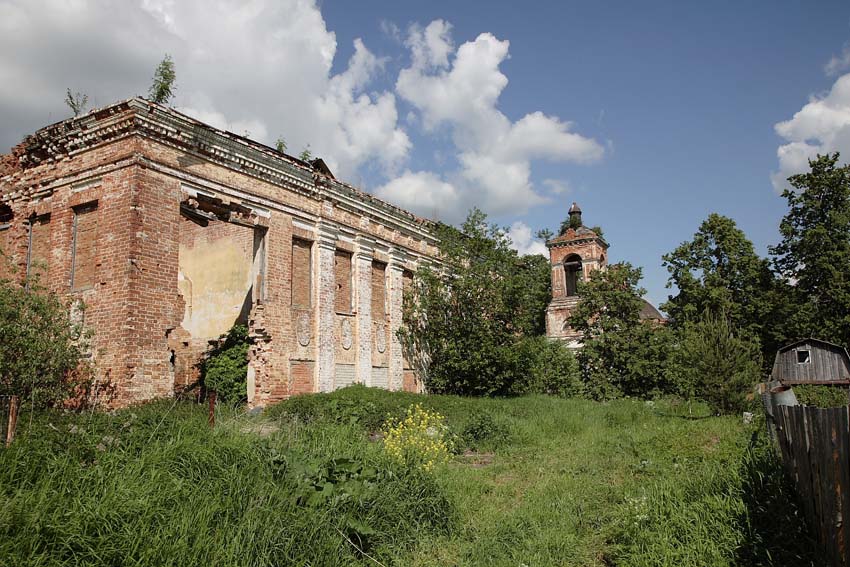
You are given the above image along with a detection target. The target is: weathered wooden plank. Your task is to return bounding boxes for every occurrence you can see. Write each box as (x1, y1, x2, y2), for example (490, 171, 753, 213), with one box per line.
(831, 407, 849, 566)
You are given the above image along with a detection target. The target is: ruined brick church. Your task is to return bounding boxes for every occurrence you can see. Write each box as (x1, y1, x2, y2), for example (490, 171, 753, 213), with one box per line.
(0, 98, 438, 407)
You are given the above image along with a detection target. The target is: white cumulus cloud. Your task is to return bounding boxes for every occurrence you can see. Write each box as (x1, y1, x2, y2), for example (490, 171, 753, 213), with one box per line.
(379, 20, 603, 222)
(772, 73, 850, 191)
(825, 44, 850, 77)
(374, 171, 460, 219)
(507, 221, 548, 257)
(0, 0, 409, 179)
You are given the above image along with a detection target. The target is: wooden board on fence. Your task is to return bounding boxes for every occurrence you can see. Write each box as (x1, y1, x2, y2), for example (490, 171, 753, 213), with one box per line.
(775, 404, 850, 567)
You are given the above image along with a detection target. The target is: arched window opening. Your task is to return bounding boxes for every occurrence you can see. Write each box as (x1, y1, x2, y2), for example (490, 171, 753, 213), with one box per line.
(564, 254, 582, 297)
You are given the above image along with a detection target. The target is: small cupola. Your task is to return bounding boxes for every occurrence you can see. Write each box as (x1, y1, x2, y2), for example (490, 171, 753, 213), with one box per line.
(568, 202, 582, 230)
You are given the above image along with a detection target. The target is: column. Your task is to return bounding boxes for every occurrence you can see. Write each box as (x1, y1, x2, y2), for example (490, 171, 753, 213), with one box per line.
(316, 222, 337, 392)
(388, 248, 406, 391)
(354, 236, 374, 386)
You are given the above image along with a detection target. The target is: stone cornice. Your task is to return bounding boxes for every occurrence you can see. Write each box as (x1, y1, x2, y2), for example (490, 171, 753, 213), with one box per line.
(547, 235, 608, 249)
(10, 97, 438, 246)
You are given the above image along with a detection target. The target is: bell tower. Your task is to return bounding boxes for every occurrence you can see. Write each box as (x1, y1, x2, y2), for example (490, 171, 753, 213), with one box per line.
(545, 202, 608, 346)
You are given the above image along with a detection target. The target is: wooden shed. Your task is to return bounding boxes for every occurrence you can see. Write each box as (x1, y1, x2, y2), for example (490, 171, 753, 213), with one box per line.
(771, 339, 850, 385)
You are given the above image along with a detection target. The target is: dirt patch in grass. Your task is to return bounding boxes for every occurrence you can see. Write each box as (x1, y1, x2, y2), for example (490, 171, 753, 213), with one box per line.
(459, 450, 494, 467)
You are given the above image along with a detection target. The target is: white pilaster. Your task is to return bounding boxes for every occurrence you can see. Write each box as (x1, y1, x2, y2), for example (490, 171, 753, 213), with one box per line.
(388, 248, 406, 391)
(355, 236, 374, 386)
(316, 223, 337, 392)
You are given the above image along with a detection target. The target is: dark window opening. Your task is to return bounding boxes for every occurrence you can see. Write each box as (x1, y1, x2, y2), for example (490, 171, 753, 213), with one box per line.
(564, 254, 582, 297)
(0, 204, 12, 225)
(796, 350, 811, 364)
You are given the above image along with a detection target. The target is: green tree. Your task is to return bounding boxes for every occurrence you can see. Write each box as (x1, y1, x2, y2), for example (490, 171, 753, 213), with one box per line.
(64, 88, 88, 117)
(275, 137, 287, 153)
(569, 263, 673, 399)
(299, 146, 312, 161)
(662, 213, 779, 354)
(770, 153, 850, 347)
(671, 310, 762, 414)
(399, 209, 555, 396)
(0, 278, 91, 408)
(149, 54, 177, 104)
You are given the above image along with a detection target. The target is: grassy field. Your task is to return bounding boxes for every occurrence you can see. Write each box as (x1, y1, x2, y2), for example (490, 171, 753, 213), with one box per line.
(0, 387, 819, 566)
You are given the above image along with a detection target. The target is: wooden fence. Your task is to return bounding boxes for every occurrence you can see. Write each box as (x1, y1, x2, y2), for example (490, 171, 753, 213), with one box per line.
(775, 405, 850, 566)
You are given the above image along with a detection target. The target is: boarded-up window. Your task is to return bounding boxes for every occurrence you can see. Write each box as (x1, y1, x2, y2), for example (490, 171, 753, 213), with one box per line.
(291, 238, 312, 307)
(334, 250, 352, 313)
(71, 203, 98, 290)
(26, 214, 51, 280)
(372, 261, 387, 321)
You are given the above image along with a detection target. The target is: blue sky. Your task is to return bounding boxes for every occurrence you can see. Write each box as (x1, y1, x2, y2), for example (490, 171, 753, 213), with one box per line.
(2, 0, 850, 307)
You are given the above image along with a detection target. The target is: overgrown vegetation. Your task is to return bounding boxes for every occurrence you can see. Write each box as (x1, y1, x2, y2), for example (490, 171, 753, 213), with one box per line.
(0, 395, 452, 566)
(400, 208, 564, 397)
(569, 263, 674, 400)
(0, 388, 818, 566)
(793, 384, 850, 408)
(64, 88, 88, 117)
(149, 54, 176, 104)
(199, 324, 250, 405)
(0, 277, 92, 408)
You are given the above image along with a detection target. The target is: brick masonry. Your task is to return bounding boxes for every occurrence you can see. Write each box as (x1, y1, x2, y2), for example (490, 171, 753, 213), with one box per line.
(0, 98, 437, 407)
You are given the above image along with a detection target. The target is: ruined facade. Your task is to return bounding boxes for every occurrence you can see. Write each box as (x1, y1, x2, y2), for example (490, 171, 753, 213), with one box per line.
(0, 98, 437, 407)
(545, 203, 608, 346)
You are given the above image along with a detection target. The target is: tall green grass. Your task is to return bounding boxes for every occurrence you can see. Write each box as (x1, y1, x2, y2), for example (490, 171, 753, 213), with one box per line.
(0, 388, 820, 566)
(0, 400, 451, 566)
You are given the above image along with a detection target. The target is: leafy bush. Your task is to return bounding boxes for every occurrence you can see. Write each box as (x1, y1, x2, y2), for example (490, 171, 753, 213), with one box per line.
(0, 277, 92, 408)
(277, 384, 412, 431)
(508, 336, 583, 397)
(794, 384, 849, 408)
(200, 325, 250, 405)
(383, 404, 453, 472)
(568, 263, 676, 400)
